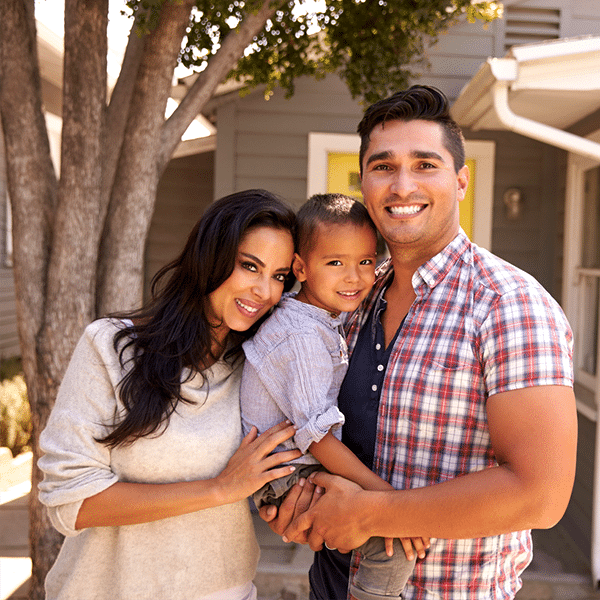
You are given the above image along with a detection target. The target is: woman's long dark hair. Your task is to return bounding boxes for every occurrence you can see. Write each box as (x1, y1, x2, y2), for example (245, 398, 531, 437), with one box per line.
(99, 189, 296, 448)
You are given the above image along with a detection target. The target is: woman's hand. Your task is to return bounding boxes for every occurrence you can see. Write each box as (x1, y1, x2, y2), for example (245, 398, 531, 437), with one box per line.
(214, 420, 301, 505)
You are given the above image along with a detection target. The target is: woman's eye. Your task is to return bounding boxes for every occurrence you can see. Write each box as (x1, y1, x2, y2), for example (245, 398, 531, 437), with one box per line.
(274, 273, 287, 283)
(241, 262, 258, 272)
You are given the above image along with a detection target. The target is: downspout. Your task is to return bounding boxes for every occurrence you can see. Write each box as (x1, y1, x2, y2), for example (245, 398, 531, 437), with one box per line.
(492, 78, 600, 587)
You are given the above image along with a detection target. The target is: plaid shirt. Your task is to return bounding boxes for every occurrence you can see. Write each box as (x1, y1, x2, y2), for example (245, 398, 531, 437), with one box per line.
(344, 231, 573, 600)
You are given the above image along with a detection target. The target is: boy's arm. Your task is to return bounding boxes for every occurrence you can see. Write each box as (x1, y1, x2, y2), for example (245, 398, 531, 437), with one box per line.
(309, 431, 393, 492)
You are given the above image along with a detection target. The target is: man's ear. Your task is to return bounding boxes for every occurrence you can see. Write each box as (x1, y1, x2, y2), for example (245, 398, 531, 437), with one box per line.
(292, 253, 307, 282)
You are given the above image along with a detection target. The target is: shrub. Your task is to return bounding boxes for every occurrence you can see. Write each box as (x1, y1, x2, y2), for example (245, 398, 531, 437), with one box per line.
(0, 361, 31, 457)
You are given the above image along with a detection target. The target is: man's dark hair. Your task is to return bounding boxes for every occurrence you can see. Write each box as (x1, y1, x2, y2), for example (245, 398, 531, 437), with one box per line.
(357, 85, 465, 174)
(296, 193, 376, 257)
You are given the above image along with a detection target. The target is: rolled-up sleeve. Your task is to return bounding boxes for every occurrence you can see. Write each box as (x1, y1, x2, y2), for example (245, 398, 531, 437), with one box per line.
(243, 332, 345, 454)
(38, 321, 123, 536)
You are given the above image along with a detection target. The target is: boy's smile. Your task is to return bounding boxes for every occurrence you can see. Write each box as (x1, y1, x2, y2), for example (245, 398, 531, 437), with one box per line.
(293, 221, 377, 316)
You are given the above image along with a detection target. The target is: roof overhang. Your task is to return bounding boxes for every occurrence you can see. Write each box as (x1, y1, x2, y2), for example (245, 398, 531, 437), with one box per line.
(451, 36, 600, 161)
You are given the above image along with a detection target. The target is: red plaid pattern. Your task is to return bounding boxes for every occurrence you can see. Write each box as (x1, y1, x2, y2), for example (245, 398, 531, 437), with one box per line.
(345, 231, 573, 600)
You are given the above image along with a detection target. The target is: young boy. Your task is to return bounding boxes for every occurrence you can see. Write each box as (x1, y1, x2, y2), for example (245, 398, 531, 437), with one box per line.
(241, 194, 426, 600)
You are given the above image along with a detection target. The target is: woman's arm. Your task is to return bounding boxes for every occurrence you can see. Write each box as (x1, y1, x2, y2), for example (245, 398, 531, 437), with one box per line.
(76, 421, 300, 529)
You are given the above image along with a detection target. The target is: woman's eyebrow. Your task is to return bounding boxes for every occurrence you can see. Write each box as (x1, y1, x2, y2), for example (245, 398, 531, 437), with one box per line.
(240, 252, 265, 267)
(240, 252, 290, 272)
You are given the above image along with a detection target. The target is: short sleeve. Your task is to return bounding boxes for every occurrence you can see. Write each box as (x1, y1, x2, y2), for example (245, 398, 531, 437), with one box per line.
(480, 286, 573, 396)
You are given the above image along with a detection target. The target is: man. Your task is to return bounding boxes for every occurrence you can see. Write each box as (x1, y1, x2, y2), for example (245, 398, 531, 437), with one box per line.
(262, 85, 577, 600)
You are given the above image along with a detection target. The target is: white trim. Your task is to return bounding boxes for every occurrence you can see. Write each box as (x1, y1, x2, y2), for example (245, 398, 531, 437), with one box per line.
(464, 140, 495, 250)
(564, 141, 600, 586)
(307, 133, 495, 249)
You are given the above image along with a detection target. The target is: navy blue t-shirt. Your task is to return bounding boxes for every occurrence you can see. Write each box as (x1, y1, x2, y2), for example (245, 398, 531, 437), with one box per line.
(309, 294, 400, 599)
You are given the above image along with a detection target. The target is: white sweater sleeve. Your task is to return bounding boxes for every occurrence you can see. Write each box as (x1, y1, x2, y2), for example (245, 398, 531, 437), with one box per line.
(38, 320, 124, 536)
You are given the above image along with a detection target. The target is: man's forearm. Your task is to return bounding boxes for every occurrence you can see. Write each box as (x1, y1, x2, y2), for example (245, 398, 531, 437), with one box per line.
(357, 464, 561, 541)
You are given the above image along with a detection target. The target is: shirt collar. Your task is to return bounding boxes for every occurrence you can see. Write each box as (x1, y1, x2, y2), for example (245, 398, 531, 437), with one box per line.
(359, 230, 472, 311)
(278, 291, 344, 328)
(413, 229, 472, 292)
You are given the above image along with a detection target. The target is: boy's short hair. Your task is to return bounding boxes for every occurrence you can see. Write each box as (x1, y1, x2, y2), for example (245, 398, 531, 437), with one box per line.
(296, 193, 376, 256)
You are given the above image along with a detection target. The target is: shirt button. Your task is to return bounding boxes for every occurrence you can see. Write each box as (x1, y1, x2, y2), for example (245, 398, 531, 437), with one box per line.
(375, 343, 381, 350)
(377, 364, 384, 372)
(372, 384, 378, 392)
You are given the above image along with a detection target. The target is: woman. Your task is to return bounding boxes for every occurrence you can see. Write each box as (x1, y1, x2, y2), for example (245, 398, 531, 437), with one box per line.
(38, 189, 301, 600)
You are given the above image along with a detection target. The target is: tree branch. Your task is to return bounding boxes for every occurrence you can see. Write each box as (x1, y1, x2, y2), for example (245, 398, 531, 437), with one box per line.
(158, 0, 284, 172)
(101, 11, 145, 207)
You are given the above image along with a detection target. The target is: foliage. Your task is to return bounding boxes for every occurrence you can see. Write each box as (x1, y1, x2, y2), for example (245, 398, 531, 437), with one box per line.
(0, 355, 22, 381)
(129, 0, 503, 106)
(0, 369, 31, 457)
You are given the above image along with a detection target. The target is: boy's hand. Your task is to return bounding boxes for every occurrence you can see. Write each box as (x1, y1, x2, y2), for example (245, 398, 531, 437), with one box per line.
(399, 537, 430, 561)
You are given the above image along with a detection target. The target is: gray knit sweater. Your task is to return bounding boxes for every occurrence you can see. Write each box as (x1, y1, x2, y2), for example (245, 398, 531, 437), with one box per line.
(38, 319, 259, 600)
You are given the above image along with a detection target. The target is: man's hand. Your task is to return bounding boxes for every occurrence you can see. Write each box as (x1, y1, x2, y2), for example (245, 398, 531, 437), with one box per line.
(283, 471, 372, 553)
(259, 476, 322, 543)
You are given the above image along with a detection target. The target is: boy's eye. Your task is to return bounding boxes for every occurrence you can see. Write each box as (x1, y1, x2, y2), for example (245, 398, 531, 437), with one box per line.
(360, 259, 374, 265)
(327, 260, 342, 266)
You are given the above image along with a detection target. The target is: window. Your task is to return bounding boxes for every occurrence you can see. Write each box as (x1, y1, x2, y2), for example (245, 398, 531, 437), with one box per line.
(563, 153, 600, 419)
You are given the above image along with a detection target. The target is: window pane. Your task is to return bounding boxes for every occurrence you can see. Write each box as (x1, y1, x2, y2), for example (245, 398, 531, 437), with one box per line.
(582, 166, 600, 269)
(579, 275, 599, 377)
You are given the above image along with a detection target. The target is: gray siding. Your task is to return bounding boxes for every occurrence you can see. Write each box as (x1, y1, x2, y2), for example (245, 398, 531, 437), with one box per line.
(0, 125, 19, 359)
(466, 130, 564, 298)
(561, 410, 595, 562)
(214, 74, 364, 209)
(144, 151, 215, 299)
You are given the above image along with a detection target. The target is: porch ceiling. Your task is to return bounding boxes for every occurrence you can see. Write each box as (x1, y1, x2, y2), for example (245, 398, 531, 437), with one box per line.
(451, 36, 600, 134)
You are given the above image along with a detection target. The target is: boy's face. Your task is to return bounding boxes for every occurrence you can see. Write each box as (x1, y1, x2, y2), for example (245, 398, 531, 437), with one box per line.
(293, 222, 377, 316)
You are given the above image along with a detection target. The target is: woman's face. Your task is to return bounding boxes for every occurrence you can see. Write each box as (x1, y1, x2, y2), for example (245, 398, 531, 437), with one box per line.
(207, 225, 294, 345)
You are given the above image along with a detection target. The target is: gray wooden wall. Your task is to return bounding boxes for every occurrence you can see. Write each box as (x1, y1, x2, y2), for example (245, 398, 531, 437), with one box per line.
(0, 126, 19, 360)
(144, 151, 215, 299)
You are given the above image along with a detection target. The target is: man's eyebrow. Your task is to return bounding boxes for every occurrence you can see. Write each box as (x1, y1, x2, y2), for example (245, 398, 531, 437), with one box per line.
(240, 252, 290, 272)
(365, 149, 447, 167)
(412, 150, 445, 163)
(365, 150, 392, 168)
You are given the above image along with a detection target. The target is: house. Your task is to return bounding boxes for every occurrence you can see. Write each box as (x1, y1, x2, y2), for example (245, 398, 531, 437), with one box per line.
(2, 0, 600, 583)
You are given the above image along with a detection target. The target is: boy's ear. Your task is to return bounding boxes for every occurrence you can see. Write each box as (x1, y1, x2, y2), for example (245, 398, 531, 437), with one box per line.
(292, 253, 307, 282)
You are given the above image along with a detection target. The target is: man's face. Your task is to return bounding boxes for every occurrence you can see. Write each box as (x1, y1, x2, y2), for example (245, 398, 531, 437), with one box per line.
(360, 119, 469, 261)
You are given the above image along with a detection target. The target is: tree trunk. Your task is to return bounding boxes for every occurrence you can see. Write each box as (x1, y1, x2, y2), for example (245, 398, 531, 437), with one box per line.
(96, 0, 196, 315)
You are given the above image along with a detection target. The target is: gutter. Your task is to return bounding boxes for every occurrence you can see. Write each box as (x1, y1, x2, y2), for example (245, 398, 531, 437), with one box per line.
(491, 76, 600, 161)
